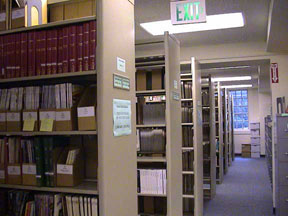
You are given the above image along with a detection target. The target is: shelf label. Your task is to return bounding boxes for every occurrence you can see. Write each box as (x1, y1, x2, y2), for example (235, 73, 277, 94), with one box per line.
(78, 106, 95, 117)
(40, 119, 54, 132)
(7, 112, 20, 122)
(0, 170, 4, 179)
(8, 166, 21, 175)
(113, 74, 130, 91)
(40, 111, 56, 120)
(22, 164, 36, 175)
(172, 91, 180, 101)
(23, 111, 37, 120)
(56, 111, 71, 121)
(23, 119, 36, 132)
(117, 57, 126, 72)
(0, 113, 5, 122)
(113, 99, 131, 136)
(174, 80, 178, 89)
(57, 164, 73, 175)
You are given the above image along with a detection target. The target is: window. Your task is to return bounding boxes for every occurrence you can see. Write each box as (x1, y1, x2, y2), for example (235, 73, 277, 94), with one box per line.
(230, 90, 248, 130)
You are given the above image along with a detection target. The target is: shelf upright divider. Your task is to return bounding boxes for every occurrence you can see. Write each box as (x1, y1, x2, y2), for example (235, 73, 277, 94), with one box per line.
(97, 0, 137, 215)
(223, 89, 229, 174)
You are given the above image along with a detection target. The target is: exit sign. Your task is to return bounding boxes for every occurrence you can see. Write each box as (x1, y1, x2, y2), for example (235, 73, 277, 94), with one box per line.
(171, 0, 206, 25)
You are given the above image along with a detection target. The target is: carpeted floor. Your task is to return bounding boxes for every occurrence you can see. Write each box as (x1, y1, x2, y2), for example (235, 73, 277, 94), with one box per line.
(204, 157, 273, 216)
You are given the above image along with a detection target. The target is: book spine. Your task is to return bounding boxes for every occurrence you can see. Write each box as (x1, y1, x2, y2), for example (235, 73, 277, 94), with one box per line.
(20, 32, 28, 77)
(62, 27, 69, 73)
(89, 21, 96, 71)
(76, 24, 83, 72)
(57, 28, 63, 74)
(5, 35, 10, 79)
(51, 29, 58, 74)
(69, 25, 77, 73)
(43, 139, 50, 187)
(34, 138, 45, 187)
(83, 22, 89, 71)
(36, 31, 42, 76)
(14, 34, 21, 78)
(46, 30, 52, 75)
(10, 34, 16, 78)
(0, 37, 3, 79)
(48, 138, 54, 187)
(41, 31, 47, 75)
(28, 31, 36, 77)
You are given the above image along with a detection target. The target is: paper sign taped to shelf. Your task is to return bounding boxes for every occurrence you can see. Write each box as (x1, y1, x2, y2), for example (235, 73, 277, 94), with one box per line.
(113, 74, 130, 90)
(117, 57, 126, 72)
(0, 113, 5, 122)
(23, 119, 35, 132)
(78, 107, 95, 117)
(22, 164, 36, 175)
(174, 80, 178, 89)
(0, 170, 4, 179)
(40, 119, 54, 132)
(57, 164, 73, 175)
(23, 112, 37, 120)
(8, 166, 21, 175)
(56, 111, 71, 121)
(40, 111, 56, 120)
(113, 99, 131, 136)
(172, 91, 180, 101)
(7, 112, 20, 121)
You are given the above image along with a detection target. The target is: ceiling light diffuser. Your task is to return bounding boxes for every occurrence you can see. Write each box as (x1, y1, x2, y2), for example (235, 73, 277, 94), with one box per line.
(140, 13, 244, 36)
(212, 76, 251, 82)
(221, 84, 252, 89)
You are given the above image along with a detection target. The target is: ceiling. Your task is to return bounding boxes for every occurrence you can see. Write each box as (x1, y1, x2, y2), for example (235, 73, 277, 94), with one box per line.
(135, 0, 271, 46)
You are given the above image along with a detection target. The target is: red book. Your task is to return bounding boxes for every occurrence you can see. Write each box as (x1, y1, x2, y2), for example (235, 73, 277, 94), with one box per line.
(20, 32, 28, 77)
(76, 24, 83, 72)
(3, 36, 8, 79)
(83, 22, 89, 71)
(15, 34, 21, 78)
(10, 34, 16, 78)
(0, 37, 3, 79)
(62, 26, 69, 73)
(40, 31, 47, 75)
(28, 31, 36, 77)
(89, 21, 96, 71)
(68, 25, 76, 73)
(51, 29, 58, 74)
(46, 30, 52, 75)
(35, 31, 42, 76)
(57, 28, 63, 74)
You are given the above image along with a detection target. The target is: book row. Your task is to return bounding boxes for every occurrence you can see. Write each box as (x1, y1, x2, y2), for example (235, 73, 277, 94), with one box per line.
(182, 126, 193, 147)
(137, 129, 166, 154)
(181, 81, 193, 99)
(137, 169, 167, 195)
(0, 137, 85, 188)
(0, 85, 96, 132)
(183, 174, 194, 195)
(137, 100, 166, 125)
(0, 20, 96, 79)
(136, 69, 165, 91)
(182, 107, 193, 123)
(182, 150, 194, 171)
(138, 197, 166, 215)
(0, 190, 98, 216)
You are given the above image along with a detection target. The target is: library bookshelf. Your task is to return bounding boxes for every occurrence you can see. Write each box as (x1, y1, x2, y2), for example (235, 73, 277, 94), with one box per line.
(223, 89, 229, 174)
(202, 76, 216, 200)
(180, 58, 204, 216)
(215, 82, 224, 184)
(0, 0, 138, 216)
(135, 32, 182, 216)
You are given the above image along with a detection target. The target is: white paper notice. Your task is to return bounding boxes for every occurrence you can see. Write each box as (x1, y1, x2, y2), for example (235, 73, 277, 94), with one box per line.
(40, 111, 56, 120)
(56, 111, 71, 121)
(77, 107, 95, 117)
(22, 164, 36, 175)
(8, 166, 21, 175)
(0, 170, 5, 179)
(113, 99, 131, 136)
(0, 113, 5, 122)
(7, 112, 20, 121)
(174, 80, 178, 89)
(57, 164, 73, 175)
(23, 112, 37, 120)
(117, 57, 126, 72)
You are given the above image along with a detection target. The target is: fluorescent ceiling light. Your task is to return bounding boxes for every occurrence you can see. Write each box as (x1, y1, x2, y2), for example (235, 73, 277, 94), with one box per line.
(140, 13, 244, 36)
(221, 84, 252, 89)
(212, 76, 251, 82)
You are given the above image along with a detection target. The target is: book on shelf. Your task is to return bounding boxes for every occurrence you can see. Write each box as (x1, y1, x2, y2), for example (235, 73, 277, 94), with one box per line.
(181, 107, 193, 123)
(183, 174, 194, 195)
(0, 20, 96, 80)
(138, 196, 167, 215)
(182, 150, 194, 171)
(202, 89, 210, 106)
(181, 81, 192, 99)
(138, 129, 166, 154)
(182, 126, 194, 147)
(137, 169, 166, 195)
(136, 68, 165, 91)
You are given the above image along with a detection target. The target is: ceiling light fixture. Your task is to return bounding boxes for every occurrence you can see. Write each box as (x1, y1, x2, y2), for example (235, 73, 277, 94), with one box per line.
(140, 12, 244, 36)
(212, 76, 252, 82)
(221, 84, 252, 89)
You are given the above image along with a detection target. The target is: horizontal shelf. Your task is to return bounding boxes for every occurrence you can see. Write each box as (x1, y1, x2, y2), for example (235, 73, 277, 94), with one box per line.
(0, 70, 97, 84)
(0, 131, 97, 136)
(181, 98, 193, 102)
(182, 194, 195, 199)
(182, 123, 194, 126)
(0, 16, 97, 36)
(137, 157, 167, 163)
(0, 181, 98, 195)
(136, 90, 166, 95)
(182, 171, 194, 175)
(182, 147, 194, 151)
(136, 124, 166, 128)
(138, 193, 166, 197)
(181, 78, 192, 81)
(181, 73, 192, 77)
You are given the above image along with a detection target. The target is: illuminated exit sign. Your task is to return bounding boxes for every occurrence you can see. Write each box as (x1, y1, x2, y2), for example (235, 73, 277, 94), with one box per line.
(171, 0, 206, 25)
